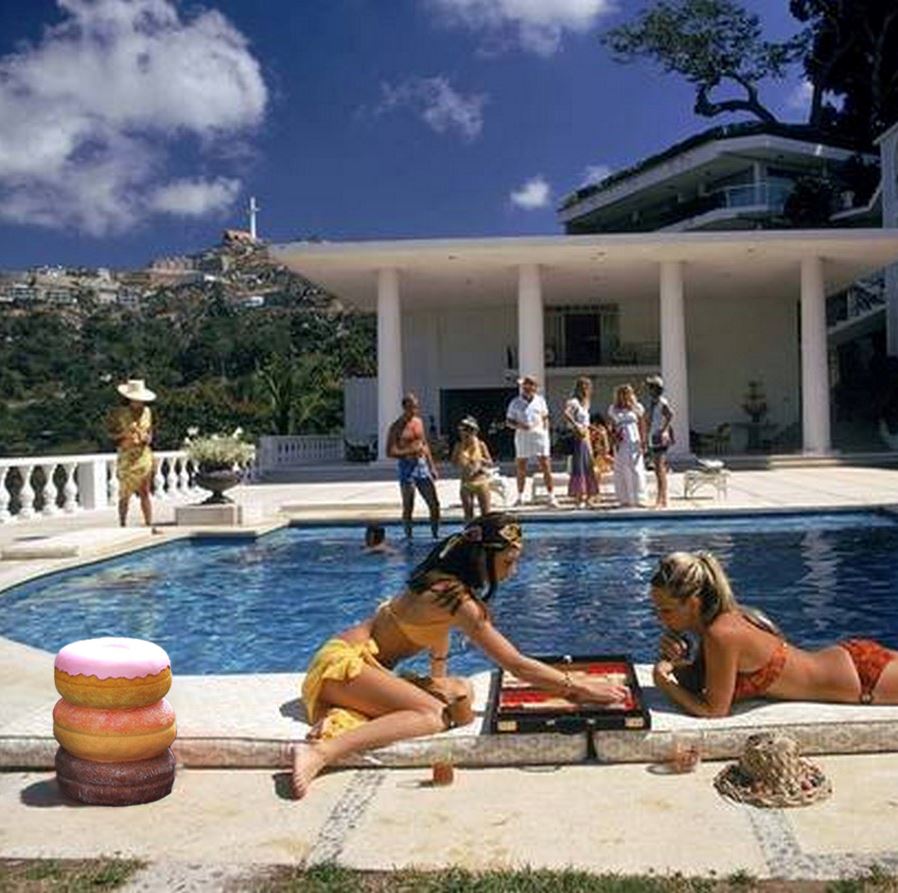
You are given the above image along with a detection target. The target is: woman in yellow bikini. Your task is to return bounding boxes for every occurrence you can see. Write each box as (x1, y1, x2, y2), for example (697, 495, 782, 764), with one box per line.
(107, 379, 156, 527)
(650, 551, 898, 717)
(450, 416, 494, 521)
(293, 512, 630, 798)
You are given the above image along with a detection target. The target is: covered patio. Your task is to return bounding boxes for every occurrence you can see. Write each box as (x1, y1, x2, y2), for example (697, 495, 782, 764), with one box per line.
(272, 230, 898, 459)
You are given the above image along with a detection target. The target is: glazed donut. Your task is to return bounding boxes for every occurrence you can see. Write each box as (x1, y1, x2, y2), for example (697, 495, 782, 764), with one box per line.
(54, 637, 171, 708)
(56, 746, 176, 806)
(53, 698, 176, 763)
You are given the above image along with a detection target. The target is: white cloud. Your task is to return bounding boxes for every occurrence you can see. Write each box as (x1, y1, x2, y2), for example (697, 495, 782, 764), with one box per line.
(786, 79, 814, 112)
(0, 0, 267, 235)
(148, 177, 242, 217)
(427, 0, 615, 55)
(375, 77, 487, 141)
(581, 164, 612, 186)
(510, 175, 551, 209)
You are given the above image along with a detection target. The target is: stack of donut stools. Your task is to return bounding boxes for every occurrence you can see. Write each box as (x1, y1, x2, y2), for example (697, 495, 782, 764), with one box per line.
(53, 637, 177, 805)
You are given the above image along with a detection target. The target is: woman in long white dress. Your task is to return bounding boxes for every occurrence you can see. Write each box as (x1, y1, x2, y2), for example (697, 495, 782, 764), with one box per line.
(607, 384, 647, 507)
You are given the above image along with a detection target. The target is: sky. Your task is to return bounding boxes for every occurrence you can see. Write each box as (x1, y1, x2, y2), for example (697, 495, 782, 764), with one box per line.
(0, 0, 810, 271)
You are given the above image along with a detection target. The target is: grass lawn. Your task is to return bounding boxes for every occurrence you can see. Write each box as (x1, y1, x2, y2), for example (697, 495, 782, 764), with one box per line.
(0, 857, 143, 891)
(1, 860, 897, 892)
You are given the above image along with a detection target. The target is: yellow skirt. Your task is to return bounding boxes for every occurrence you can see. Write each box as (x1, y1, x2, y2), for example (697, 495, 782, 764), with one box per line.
(301, 638, 386, 740)
(117, 445, 154, 499)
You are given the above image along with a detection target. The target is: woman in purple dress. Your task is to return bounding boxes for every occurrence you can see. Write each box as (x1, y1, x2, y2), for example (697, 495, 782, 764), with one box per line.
(563, 377, 599, 508)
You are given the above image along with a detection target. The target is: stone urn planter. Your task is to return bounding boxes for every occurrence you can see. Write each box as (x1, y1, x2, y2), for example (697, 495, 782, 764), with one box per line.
(194, 466, 243, 505)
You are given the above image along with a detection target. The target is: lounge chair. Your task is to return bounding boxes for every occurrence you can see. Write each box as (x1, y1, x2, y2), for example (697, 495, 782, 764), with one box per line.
(683, 459, 729, 500)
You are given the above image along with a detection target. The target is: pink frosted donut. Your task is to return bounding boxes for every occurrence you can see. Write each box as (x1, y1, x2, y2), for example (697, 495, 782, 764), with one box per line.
(53, 698, 176, 762)
(54, 637, 171, 708)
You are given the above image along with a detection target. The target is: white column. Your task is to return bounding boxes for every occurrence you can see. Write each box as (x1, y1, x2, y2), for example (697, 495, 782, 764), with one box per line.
(659, 261, 690, 458)
(377, 268, 403, 461)
(517, 264, 544, 386)
(77, 458, 108, 510)
(881, 131, 898, 355)
(800, 256, 831, 453)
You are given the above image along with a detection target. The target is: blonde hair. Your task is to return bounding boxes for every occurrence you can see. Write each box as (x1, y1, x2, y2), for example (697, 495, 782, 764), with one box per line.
(573, 376, 592, 401)
(614, 384, 636, 409)
(650, 551, 737, 624)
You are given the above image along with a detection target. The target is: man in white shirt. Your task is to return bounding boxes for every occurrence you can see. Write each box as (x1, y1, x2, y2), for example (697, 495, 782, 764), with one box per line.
(505, 375, 558, 507)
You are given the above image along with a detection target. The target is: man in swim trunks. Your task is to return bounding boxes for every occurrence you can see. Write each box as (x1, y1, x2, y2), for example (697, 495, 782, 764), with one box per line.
(387, 393, 440, 539)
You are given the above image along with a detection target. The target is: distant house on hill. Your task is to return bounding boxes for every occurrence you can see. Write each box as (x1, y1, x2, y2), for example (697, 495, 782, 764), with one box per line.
(557, 121, 896, 451)
(558, 122, 878, 235)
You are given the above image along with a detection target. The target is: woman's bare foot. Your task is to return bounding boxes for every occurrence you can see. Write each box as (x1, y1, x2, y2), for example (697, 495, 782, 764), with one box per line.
(291, 742, 327, 799)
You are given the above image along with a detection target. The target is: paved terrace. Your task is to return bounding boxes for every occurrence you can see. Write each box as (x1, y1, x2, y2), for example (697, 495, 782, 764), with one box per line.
(2, 465, 898, 885)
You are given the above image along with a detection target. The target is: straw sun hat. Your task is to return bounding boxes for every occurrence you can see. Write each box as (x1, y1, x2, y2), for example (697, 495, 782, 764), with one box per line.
(714, 733, 831, 808)
(116, 379, 157, 402)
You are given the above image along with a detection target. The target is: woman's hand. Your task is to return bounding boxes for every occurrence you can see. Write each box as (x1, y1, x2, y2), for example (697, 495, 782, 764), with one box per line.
(569, 673, 630, 705)
(658, 632, 689, 664)
(653, 660, 674, 687)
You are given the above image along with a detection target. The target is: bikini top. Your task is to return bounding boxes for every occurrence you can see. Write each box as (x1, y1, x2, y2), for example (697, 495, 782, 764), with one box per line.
(732, 639, 788, 701)
(374, 576, 483, 653)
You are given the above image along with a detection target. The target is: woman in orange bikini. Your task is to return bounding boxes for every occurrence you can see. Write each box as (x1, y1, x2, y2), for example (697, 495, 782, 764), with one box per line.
(650, 551, 898, 717)
(292, 513, 629, 797)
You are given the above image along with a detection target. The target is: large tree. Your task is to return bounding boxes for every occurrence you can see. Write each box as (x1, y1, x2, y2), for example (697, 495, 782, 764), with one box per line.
(790, 0, 898, 144)
(602, 0, 805, 124)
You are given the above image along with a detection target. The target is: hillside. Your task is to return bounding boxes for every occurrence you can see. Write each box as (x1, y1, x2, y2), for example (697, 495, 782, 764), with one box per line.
(0, 235, 376, 457)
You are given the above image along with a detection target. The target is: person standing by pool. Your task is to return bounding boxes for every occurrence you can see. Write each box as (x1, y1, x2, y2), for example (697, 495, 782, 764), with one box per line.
(607, 384, 647, 507)
(645, 375, 674, 509)
(563, 377, 599, 509)
(292, 513, 629, 798)
(650, 550, 898, 717)
(506, 375, 558, 508)
(589, 412, 613, 503)
(387, 393, 440, 540)
(450, 416, 494, 521)
(107, 379, 156, 528)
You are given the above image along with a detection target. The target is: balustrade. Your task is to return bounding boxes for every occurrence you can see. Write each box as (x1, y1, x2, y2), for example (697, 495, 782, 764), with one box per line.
(0, 450, 208, 524)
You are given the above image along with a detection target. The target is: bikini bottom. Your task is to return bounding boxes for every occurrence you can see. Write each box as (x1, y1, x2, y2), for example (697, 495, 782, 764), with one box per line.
(839, 638, 895, 704)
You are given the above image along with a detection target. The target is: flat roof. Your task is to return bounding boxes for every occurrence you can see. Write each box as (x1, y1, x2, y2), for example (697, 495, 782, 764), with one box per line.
(271, 229, 898, 311)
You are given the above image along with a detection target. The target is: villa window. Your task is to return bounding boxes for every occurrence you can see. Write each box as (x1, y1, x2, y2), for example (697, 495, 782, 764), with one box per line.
(545, 304, 619, 367)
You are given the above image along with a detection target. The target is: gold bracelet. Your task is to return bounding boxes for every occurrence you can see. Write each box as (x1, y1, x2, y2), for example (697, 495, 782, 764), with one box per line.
(432, 654, 449, 662)
(560, 671, 574, 691)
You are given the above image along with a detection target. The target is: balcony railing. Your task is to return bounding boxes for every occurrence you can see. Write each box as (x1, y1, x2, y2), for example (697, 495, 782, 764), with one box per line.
(0, 450, 251, 524)
(587, 180, 795, 233)
(826, 273, 886, 328)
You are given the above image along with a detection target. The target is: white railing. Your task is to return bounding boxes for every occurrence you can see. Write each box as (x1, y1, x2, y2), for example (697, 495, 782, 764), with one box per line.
(258, 435, 345, 472)
(0, 450, 202, 524)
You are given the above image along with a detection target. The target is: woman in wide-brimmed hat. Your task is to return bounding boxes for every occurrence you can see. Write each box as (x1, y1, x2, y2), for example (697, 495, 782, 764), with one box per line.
(107, 379, 156, 527)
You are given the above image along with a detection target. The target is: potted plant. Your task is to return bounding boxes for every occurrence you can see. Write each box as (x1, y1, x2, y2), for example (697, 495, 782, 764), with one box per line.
(183, 427, 256, 505)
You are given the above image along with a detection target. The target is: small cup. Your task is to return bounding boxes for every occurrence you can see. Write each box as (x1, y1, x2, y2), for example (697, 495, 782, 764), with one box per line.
(431, 759, 454, 786)
(667, 732, 702, 774)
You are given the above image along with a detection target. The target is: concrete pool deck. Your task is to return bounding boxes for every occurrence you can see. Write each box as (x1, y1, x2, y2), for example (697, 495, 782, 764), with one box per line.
(2, 465, 898, 883)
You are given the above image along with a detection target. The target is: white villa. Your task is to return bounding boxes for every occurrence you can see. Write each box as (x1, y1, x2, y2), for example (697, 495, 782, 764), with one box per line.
(272, 229, 898, 460)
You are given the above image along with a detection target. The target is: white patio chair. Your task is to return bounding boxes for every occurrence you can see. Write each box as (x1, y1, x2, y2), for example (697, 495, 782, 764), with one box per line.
(683, 459, 729, 500)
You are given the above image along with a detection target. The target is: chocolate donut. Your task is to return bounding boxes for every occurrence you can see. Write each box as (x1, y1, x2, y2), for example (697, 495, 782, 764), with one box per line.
(55, 747, 176, 806)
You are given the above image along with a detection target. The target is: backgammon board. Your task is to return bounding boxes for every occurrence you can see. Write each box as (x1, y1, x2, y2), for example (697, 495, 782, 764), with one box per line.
(486, 654, 651, 733)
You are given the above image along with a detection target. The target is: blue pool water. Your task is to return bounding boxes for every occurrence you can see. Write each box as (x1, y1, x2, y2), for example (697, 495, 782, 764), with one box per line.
(1, 512, 897, 675)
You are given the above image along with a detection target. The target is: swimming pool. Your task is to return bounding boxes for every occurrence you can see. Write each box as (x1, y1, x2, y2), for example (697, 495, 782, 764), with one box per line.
(1, 512, 897, 675)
